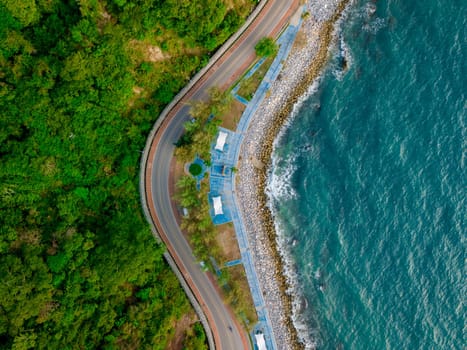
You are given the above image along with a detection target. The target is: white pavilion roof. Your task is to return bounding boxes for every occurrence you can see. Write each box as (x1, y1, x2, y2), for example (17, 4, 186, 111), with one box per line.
(215, 131, 228, 151)
(213, 196, 223, 216)
(255, 333, 267, 350)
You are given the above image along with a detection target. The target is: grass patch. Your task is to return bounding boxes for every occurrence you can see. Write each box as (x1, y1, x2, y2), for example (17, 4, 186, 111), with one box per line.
(221, 265, 258, 329)
(220, 99, 245, 130)
(236, 55, 275, 100)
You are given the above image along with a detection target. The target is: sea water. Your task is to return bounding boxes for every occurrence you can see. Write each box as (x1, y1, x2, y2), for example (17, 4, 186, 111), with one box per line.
(267, 0, 465, 348)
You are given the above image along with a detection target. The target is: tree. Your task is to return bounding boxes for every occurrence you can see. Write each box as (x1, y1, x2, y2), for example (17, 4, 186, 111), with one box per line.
(254, 37, 278, 57)
(208, 87, 232, 116)
(174, 144, 197, 163)
(0, 0, 257, 347)
(183, 322, 207, 350)
(189, 100, 211, 124)
(176, 176, 199, 208)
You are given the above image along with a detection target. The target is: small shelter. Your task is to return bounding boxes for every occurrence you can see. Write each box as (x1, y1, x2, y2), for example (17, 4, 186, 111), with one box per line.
(255, 333, 267, 350)
(215, 131, 228, 151)
(213, 196, 223, 216)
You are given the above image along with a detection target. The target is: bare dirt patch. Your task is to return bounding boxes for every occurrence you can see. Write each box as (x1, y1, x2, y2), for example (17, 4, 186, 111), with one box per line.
(164, 310, 198, 350)
(129, 40, 169, 63)
(292, 30, 307, 50)
(101, 10, 111, 22)
(224, 0, 255, 17)
(216, 223, 241, 263)
(173, 159, 187, 182)
(127, 86, 148, 108)
(97, 8, 113, 32)
(147, 45, 165, 62)
(132, 86, 144, 95)
(220, 99, 245, 131)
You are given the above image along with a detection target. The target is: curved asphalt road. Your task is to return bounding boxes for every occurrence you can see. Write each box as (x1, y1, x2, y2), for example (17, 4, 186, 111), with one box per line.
(143, 1, 299, 349)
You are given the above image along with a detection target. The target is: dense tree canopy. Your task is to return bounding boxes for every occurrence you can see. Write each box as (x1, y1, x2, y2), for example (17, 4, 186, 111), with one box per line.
(0, 0, 254, 348)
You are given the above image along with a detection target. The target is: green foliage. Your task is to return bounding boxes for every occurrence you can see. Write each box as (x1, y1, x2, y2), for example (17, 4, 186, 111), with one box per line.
(189, 163, 203, 176)
(108, 0, 253, 51)
(176, 176, 200, 208)
(222, 266, 258, 327)
(176, 177, 221, 263)
(0, 0, 255, 348)
(175, 173, 257, 326)
(183, 322, 208, 350)
(0, 0, 40, 27)
(254, 37, 278, 57)
(46, 252, 70, 273)
(175, 87, 232, 162)
(237, 55, 274, 100)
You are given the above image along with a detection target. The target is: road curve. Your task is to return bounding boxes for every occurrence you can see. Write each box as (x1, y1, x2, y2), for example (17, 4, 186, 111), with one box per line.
(141, 1, 300, 349)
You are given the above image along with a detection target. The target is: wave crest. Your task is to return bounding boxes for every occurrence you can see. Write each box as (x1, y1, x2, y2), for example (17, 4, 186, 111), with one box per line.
(270, 211, 320, 349)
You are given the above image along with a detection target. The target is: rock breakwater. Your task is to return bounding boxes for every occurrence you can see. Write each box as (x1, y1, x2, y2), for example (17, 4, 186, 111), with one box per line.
(236, 1, 351, 349)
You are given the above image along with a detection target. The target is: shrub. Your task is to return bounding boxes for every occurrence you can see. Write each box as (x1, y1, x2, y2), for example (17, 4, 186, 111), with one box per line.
(254, 37, 278, 57)
(189, 163, 203, 176)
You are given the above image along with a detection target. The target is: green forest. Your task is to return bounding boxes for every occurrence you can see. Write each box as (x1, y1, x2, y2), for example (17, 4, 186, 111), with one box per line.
(0, 0, 254, 348)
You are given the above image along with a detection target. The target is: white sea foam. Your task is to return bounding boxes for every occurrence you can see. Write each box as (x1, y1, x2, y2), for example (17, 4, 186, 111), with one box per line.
(362, 17, 386, 34)
(365, 2, 377, 16)
(347, 0, 385, 34)
(269, 209, 320, 349)
(330, 35, 353, 81)
(236, 1, 356, 348)
(266, 77, 323, 202)
(265, 73, 326, 350)
(351, 1, 375, 20)
(267, 152, 297, 201)
(263, 4, 356, 348)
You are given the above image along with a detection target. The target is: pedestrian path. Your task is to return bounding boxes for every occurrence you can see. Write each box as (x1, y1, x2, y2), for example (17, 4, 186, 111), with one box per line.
(224, 259, 242, 267)
(233, 94, 250, 105)
(208, 127, 242, 225)
(208, 9, 304, 349)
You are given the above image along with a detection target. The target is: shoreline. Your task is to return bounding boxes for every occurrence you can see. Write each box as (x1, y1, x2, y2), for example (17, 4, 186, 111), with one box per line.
(236, 0, 351, 348)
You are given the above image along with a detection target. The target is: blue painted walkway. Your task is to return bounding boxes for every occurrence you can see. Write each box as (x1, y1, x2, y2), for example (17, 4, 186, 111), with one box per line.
(224, 259, 242, 267)
(233, 94, 250, 105)
(208, 127, 242, 225)
(210, 256, 222, 277)
(208, 10, 304, 350)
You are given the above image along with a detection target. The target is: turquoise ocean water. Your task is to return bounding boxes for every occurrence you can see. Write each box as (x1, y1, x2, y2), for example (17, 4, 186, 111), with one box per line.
(267, 0, 465, 348)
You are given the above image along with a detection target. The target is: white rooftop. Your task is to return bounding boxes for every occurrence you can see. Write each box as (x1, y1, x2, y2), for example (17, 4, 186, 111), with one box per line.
(215, 131, 228, 151)
(213, 196, 223, 216)
(255, 333, 267, 350)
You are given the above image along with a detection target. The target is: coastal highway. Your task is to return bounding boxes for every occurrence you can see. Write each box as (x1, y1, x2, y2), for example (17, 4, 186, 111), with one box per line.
(141, 1, 300, 349)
